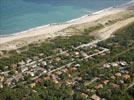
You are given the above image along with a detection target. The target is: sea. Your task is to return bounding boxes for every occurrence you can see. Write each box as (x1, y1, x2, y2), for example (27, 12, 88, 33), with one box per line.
(0, 0, 130, 35)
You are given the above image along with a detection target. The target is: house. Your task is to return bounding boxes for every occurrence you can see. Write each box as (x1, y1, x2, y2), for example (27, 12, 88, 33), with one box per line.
(90, 89, 96, 93)
(111, 62, 118, 67)
(39, 53, 44, 57)
(0, 75, 5, 82)
(95, 84, 103, 89)
(42, 61, 47, 66)
(30, 83, 36, 88)
(0, 51, 4, 56)
(14, 73, 23, 82)
(75, 77, 82, 81)
(55, 71, 62, 75)
(32, 90, 38, 93)
(53, 80, 59, 84)
(21, 66, 28, 73)
(80, 51, 88, 58)
(1, 71, 10, 77)
(100, 52, 106, 56)
(112, 83, 120, 88)
(111, 75, 116, 79)
(123, 74, 130, 80)
(55, 57, 61, 61)
(91, 94, 101, 100)
(115, 72, 122, 77)
(26, 61, 36, 67)
(75, 51, 80, 56)
(103, 63, 111, 68)
(4, 78, 14, 86)
(44, 76, 50, 80)
(75, 64, 80, 67)
(43, 69, 47, 74)
(33, 56, 39, 60)
(68, 74, 71, 78)
(62, 68, 68, 73)
(18, 60, 25, 66)
(29, 72, 35, 77)
(56, 48, 64, 53)
(26, 58, 32, 63)
(65, 79, 73, 85)
(51, 74, 58, 80)
(4, 66, 9, 70)
(119, 61, 127, 66)
(49, 65, 55, 69)
(11, 64, 17, 69)
(121, 70, 129, 74)
(66, 63, 72, 68)
(102, 80, 109, 85)
(71, 67, 77, 71)
(119, 66, 129, 74)
(81, 93, 88, 98)
(64, 52, 70, 56)
(38, 59, 43, 63)
(0, 82, 3, 88)
(118, 80, 124, 84)
(35, 78, 42, 83)
(31, 64, 37, 68)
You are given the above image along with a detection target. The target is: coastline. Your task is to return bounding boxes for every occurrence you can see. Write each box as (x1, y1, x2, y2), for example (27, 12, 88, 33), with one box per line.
(0, 7, 114, 38)
(2, 0, 133, 38)
(0, 0, 134, 50)
(0, 7, 122, 40)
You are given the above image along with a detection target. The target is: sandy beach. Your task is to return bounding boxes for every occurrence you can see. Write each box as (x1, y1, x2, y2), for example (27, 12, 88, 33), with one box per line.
(0, 1, 134, 50)
(0, 8, 125, 43)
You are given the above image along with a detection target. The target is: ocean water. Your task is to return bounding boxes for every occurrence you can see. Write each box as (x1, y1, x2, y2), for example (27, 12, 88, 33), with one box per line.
(0, 0, 130, 35)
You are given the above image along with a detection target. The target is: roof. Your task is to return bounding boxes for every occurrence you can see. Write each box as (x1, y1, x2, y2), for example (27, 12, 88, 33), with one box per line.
(95, 84, 103, 89)
(115, 72, 122, 77)
(112, 83, 120, 88)
(102, 80, 109, 85)
(91, 94, 101, 100)
(123, 74, 130, 80)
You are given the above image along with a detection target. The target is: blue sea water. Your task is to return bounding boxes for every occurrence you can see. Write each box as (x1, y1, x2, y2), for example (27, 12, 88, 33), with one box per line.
(0, 0, 130, 35)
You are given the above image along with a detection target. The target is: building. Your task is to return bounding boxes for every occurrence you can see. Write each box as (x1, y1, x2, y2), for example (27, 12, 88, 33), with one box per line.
(123, 74, 130, 80)
(21, 66, 28, 73)
(102, 80, 109, 85)
(91, 94, 101, 100)
(103, 63, 111, 68)
(95, 84, 103, 89)
(115, 72, 122, 77)
(4, 78, 14, 86)
(0, 82, 3, 88)
(111, 62, 118, 67)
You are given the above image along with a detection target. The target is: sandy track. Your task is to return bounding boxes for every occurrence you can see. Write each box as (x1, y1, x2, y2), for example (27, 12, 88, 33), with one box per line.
(92, 17, 134, 40)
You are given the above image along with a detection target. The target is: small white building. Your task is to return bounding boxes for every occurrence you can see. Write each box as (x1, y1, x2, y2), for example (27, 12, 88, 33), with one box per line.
(119, 61, 127, 66)
(42, 61, 47, 66)
(111, 62, 118, 67)
(0, 82, 3, 88)
(21, 67, 28, 73)
(26, 58, 32, 63)
(103, 63, 111, 68)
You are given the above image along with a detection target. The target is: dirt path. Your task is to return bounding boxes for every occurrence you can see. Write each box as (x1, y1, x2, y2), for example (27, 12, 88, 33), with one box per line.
(92, 17, 134, 40)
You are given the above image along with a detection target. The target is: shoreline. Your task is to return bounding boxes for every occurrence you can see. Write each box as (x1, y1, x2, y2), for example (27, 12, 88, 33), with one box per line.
(0, 0, 133, 46)
(0, 7, 114, 38)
